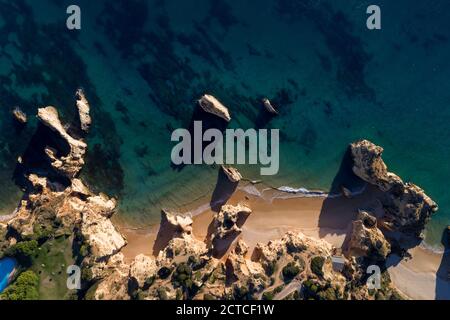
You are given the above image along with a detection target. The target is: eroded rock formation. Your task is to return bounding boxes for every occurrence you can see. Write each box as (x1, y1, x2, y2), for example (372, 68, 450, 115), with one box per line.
(221, 165, 242, 183)
(210, 204, 252, 244)
(350, 140, 438, 238)
(37, 106, 87, 178)
(346, 211, 391, 261)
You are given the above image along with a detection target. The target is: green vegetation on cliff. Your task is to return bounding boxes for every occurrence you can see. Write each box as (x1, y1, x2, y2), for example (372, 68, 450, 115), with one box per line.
(0, 270, 39, 300)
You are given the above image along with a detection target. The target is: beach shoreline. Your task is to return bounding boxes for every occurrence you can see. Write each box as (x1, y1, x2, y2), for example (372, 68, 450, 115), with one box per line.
(115, 182, 447, 300)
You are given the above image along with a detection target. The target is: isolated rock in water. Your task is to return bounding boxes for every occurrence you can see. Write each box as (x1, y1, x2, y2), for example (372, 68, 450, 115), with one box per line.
(198, 94, 231, 122)
(347, 211, 391, 261)
(211, 204, 252, 242)
(350, 140, 438, 238)
(11, 107, 27, 124)
(221, 165, 242, 183)
(37, 106, 87, 178)
(161, 209, 193, 236)
(262, 98, 278, 115)
(76, 88, 92, 132)
(129, 254, 158, 288)
(81, 211, 127, 261)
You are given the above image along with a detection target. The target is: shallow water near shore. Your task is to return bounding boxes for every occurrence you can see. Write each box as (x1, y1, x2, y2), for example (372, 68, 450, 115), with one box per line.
(0, 0, 449, 248)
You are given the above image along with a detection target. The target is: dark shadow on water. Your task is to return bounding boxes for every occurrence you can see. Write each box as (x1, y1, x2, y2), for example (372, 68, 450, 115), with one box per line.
(209, 168, 238, 212)
(436, 228, 450, 300)
(171, 105, 229, 172)
(12, 123, 71, 191)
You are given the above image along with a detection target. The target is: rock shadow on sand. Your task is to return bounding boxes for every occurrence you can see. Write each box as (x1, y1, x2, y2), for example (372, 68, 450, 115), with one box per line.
(318, 147, 371, 239)
(209, 167, 239, 212)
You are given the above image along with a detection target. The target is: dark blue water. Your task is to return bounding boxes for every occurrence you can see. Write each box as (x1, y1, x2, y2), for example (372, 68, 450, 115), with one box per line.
(0, 257, 16, 293)
(0, 0, 449, 248)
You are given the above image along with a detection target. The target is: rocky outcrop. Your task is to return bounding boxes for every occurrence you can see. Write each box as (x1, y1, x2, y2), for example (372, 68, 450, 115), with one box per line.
(210, 204, 252, 243)
(11, 107, 27, 124)
(226, 240, 267, 287)
(161, 210, 193, 236)
(350, 140, 438, 238)
(81, 211, 126, 261)
(2, 92, 129, 301)
(346, 211, 391, 261)
(90, 253, 131, 300)
(129, 254, 157, 288)
(262, 98, 278, 115)
(221, 165, 242, 183)
(198, 94, 231, 122)
(76, 89, 92, 133)
(38, 106, 87, 178)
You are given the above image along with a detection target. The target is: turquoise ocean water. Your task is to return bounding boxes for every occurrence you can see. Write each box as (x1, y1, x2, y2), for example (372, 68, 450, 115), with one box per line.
(0, 0, 449, 249)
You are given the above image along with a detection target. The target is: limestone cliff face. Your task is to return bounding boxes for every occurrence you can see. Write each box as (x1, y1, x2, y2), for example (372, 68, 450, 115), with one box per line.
(0, 91, 129, 300)
(350, 140, 438, 238)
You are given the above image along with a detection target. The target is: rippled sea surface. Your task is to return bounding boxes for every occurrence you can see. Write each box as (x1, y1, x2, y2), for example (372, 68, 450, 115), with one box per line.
(0, 0, 449, 247)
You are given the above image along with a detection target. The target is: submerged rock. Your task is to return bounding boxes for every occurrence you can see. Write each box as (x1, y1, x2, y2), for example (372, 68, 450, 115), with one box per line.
(350, 140, 438, 238)
(221, 165, 242, 183)
(198, 94, 231, 122)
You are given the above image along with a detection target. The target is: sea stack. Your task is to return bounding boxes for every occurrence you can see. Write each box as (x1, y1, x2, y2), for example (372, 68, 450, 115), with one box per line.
(262, 98, 278, 115)
(76, 88, 92, 133)
(221, 165, 242, 183)
(198, 94, 231, 122)
(11, 107, 27, 124)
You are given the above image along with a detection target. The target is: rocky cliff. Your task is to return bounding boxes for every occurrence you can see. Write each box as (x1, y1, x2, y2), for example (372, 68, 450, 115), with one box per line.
(350, 140, 438, 239)
(0, 98, 431, 301)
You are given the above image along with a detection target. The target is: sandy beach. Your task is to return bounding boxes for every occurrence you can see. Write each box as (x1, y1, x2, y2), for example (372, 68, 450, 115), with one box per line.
(116, 183, 448, 300)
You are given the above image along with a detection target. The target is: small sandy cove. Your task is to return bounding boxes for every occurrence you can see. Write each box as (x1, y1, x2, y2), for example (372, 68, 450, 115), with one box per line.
(115, 184, 448, 300)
